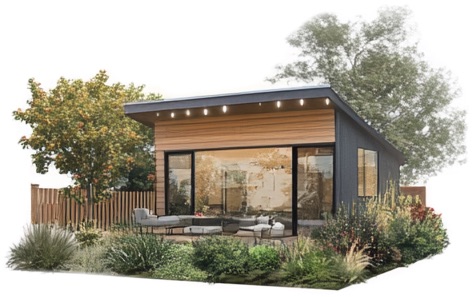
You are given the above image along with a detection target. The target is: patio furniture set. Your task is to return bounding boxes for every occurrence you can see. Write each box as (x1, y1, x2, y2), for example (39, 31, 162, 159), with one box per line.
(132, 208, 286, 238)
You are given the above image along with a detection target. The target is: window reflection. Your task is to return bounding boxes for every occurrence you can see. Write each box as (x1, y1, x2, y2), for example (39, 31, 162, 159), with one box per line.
(195, 148, 292, 225)
(167, 154, 192, 215)
(297, 147, 333, 222)
(358, 148, 378, 197)
(167, 146, 335, 235)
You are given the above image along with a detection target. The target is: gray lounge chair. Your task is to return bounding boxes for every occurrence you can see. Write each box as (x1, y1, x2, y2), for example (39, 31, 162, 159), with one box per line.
(133, 208, 181, 233)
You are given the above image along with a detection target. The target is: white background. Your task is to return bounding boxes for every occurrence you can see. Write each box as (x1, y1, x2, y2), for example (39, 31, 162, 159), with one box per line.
(1, 1, 471, 296)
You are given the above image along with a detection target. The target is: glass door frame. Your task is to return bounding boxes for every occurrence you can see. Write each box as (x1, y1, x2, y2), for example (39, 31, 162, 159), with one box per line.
(164, 151, 195, 215)
(292, 144, 335, 235)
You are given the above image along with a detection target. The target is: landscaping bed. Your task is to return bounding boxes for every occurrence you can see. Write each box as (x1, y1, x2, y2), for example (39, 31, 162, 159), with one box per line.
(6, 193, 448, 290)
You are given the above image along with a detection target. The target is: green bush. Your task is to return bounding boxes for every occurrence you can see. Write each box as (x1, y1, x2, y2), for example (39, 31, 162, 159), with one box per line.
(248, 244, 281, 271)
(192, 235, 250, 281)
(7, 224, 77, 271)
(74, 221, 102, 247)
(65, 244, 111, 274)
(152, 244, 207, 281)
(283, 247, 337, 285)
(104, 234, 173, 274)
(385, 202, 449, 264)
(278, 235, 337, 285)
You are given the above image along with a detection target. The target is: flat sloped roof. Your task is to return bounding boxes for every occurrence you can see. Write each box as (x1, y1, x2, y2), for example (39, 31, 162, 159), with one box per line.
(124, 85, 405, 163)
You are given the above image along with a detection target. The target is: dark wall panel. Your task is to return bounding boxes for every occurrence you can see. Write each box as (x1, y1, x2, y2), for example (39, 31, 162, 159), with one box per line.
(335, 111, 401, 208)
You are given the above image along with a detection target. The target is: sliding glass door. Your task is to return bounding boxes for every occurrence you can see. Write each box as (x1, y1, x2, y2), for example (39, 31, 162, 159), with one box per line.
(167, 153, 193, 215)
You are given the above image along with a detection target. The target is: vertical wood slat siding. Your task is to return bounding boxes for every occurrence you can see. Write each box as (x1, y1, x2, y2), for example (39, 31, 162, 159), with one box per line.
(335, 111, 402, 207)
(154, 109, 335, 215)
(30, 185, 156, 230)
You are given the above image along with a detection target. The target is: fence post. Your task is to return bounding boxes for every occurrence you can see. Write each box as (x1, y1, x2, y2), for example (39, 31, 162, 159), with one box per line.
(31, 184, 39, 224)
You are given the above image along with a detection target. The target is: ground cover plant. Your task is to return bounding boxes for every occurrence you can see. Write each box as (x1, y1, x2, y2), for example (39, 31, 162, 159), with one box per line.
(7, 192, 448, 290)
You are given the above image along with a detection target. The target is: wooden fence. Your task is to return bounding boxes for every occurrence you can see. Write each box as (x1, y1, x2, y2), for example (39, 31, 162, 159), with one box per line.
(30, 184, 156, 230)
(400, 186, 426, 206)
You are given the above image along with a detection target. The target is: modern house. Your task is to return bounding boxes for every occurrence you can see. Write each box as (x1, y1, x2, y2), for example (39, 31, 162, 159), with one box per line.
(124, 86, 405, 236)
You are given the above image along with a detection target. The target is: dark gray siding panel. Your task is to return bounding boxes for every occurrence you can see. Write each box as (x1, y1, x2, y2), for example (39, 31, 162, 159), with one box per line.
(335, 110, 401, 208)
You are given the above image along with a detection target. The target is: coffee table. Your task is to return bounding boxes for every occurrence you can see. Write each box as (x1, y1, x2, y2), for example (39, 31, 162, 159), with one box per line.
(164, 225, 187, 235)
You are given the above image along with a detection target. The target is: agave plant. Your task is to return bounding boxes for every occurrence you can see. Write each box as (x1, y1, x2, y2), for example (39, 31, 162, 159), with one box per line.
(7, 224, 78, 271)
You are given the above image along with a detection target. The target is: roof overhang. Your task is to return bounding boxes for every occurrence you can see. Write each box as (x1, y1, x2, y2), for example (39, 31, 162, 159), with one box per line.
(124, 85, 405, 164)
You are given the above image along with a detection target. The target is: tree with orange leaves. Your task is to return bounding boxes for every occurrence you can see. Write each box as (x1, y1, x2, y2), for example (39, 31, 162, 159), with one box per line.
(13, 70, 161, 204)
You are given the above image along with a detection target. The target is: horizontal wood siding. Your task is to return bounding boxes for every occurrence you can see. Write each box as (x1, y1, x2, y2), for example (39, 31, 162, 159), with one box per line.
(155, 150, 166, 215)
(154, 109, 335, 214)
(155, 109, 334, 151)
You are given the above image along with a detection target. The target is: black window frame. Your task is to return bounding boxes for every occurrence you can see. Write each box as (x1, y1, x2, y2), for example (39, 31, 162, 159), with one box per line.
(165, 151, 195, 215)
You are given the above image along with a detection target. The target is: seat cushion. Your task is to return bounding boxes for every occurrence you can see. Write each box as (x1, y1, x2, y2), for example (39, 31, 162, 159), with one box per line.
(183, 226, 222, 235)
(140, 215, 180, 226)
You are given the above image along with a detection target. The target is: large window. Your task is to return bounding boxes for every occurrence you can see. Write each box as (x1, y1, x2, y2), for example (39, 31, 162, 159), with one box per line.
(167, 154, 192, 215)
(297, 147, 333, 221)
(194, 147, 292, 222)
(358, 148, 378, 197)
(165, 145, 335, 235)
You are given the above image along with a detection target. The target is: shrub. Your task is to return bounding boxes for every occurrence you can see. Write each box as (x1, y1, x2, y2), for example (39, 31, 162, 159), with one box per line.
(74, 221, 102, 247)
(312, 203, 385, 264)
(314, 191, 450, 267)
(152, 244, 207, 281)
(7, 224, 77, 271)
(192, 235, 250, 281)
(104, 234, 173, 274)
(385, 201, 449, 264)
(281, 235, 337, 285)
(248, 244, 281, 271)
(65, 244, 111, 274)
(283, 249, 338, 285)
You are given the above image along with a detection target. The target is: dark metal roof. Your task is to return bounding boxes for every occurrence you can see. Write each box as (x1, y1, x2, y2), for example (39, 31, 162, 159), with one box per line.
(124, 85, 333, 113)
(124, 85, 405, 164)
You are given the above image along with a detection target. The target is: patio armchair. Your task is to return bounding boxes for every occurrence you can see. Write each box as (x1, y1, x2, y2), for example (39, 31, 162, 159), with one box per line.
(236, 215, 285, 241)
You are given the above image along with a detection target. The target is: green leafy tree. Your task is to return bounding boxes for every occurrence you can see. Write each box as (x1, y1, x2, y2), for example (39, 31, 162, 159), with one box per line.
(13, 70, 161, 204)
(268, 6, 466, 184)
